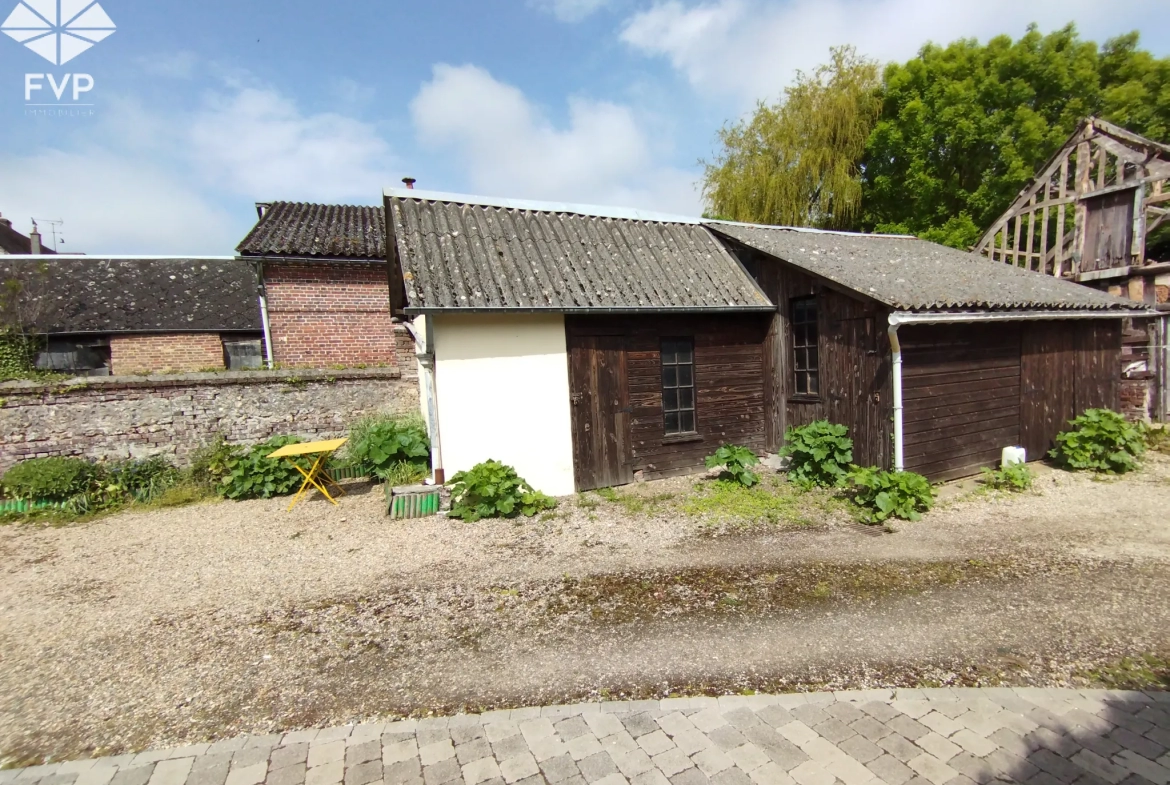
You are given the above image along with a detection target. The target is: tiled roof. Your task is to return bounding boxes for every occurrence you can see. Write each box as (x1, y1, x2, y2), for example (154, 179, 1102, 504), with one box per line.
(237, 202, 385, 260)
(0, 257, 261, 334)
(708, 223, 1144, 312)
(0, 222, 56, 255)
(385, 193, 772, 312)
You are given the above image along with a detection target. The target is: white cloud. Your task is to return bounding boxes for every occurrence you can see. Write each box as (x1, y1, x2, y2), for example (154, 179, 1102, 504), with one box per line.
(190, 86, 393, 202)
(3, 80, 396, 254)
(529, 0, 610, 22)
(621, 0, 1166, 104)
(0, 149, 238, 254)
(410, 63, 701, 215)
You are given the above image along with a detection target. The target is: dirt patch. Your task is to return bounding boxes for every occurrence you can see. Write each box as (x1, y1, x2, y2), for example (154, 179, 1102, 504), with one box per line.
(2, 456, 1170, 765)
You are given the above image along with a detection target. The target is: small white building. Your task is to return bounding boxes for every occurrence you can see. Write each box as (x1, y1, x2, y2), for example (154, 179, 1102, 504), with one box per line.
(382, 188, 774, 496)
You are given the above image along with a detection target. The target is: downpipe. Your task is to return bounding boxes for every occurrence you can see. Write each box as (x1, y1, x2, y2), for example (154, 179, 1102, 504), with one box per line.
(888, 321, 904, 472)
(404, 319, 444, 485)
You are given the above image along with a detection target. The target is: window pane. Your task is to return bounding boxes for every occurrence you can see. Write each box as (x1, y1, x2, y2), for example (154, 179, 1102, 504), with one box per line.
(664, 411, 680, 434)
(680, 410, 695, 433)
(808, 373, 819, 395)
(808, 346, 818, 370)
(663, 388, 678, 412)
(794, 372, 807, 395)
(678, 364, 693, 387)
(679, 387, 694, 409)
(661, 346, 676, 365)
(798, 348, 810, 371)
(677, 345, 693, 363)
(662, 365, 677, 387)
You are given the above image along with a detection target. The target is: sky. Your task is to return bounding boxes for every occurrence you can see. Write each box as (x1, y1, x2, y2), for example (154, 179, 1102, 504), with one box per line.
(0, 0, 1167, 255)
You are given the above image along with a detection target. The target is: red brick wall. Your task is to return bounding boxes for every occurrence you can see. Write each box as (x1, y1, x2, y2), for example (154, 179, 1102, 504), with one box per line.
(109, 334, 224, 375)
(264, 262, 400, 368)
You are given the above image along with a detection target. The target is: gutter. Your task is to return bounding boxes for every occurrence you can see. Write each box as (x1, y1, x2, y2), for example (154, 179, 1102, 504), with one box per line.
(403, 318, 444, 485)
(402, 305, 777, 316)
(254, 259, 275, 369)
(886, 309, 1155, 472)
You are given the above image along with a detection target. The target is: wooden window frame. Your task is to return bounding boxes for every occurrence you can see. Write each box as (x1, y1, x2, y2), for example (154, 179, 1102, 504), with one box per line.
(790, 295, 820, 399)
(661, 337, 697, 437)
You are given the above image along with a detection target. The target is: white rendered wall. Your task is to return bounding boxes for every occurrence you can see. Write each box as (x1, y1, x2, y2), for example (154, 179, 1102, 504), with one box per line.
(432, 313, 576, 497)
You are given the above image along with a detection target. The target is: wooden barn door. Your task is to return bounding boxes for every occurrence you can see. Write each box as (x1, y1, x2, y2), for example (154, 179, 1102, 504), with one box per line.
(568, 335, 633, 491)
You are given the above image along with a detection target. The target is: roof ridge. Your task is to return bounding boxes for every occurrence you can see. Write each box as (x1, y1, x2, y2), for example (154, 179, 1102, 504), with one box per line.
(384, 187, 703, 225)
(705, 219, 918, 239)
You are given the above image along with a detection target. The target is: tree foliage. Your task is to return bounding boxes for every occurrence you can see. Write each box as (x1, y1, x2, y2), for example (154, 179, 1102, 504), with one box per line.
(702, 46, 881, 229)
(861, 24, 1170, 247)
(704, 26, 1170, 249)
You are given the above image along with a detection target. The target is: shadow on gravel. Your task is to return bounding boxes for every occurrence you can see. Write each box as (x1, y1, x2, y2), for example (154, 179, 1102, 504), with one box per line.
(994, 692, 1170, 785)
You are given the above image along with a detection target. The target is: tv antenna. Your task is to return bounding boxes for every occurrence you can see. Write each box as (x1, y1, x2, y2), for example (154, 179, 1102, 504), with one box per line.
(32, 218, 64, 252)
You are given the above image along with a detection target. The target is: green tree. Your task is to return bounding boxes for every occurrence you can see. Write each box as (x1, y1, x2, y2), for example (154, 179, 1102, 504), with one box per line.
(861, 24, 1170, 247)
(702, 46, 881, 229)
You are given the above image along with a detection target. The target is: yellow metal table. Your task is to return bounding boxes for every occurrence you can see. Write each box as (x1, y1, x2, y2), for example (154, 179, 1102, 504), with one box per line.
(267, 438, 348, 511)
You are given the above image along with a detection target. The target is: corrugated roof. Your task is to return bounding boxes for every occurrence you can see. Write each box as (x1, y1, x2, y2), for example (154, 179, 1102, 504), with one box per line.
(0, 257, 261, 334)
(386, 194, 772, 312)
(708, 222, 1144, 312)
(237, 202, 385, 260)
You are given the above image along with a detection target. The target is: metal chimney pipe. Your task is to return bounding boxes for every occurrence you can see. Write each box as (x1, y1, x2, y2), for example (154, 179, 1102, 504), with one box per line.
(402, 177, 416, 190)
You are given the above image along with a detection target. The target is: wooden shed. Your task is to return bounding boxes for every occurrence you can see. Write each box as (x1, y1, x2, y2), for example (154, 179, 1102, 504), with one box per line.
(384, 189, 1151, 492)
(711, 224, 1149, 481)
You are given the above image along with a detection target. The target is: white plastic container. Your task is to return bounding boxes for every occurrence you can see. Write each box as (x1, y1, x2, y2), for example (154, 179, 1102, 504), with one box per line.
(1001, 446, 1026, 468)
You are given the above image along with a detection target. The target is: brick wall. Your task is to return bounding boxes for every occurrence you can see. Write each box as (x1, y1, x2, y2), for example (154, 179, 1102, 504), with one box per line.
(264, 262, 398, 367)
(109, 333, 226, 375)
(0, 369, 419, 472)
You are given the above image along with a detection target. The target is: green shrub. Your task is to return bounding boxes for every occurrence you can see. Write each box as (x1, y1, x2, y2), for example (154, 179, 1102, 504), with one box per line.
(219, 435, 305, 500)
(1, 457, 96, 502)
(448, 459, 556, 522)
(189, 437, 240, 490)
(704, 444, 760, 487)
(346, 415, 430, 480)
(980, 463, 1034, 492)
(848, 467, 933, 523)
(1146, 426, 1170, 455)
(1049, 408, 1146, 474)
(107, 456, 182, 503)
(780, 420, 854, 489)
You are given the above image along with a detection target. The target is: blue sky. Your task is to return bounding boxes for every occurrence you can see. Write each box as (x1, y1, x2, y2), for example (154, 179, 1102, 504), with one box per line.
(1, 0, 1167, 255)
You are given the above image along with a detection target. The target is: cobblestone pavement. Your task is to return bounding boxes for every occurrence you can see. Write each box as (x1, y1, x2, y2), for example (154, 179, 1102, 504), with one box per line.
(5, 689, 1169, 785)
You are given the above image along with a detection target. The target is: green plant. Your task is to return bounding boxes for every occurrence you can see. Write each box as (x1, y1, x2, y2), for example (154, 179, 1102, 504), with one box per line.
(346, 414, 430, 480)
(980, 463, 1034, 492)
(219, 435, 305, 500)
(1146, 426, 1170, 455)
(189, 436, 240, 490)
(704, 444, 761, 487)
(847, 466, 933, 523)
(1049, 408, 1146, 474)
(107, 456, 182, 503)
(780, 420, 854, 489)
(447, 459, 557, 522)
(152, 482, 211, 508)
(1, 457, 96, 502)
(379, 460, 428, 487)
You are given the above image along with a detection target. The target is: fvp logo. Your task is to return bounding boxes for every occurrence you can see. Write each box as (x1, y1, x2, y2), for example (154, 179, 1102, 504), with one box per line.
(2, 0, 115, 66)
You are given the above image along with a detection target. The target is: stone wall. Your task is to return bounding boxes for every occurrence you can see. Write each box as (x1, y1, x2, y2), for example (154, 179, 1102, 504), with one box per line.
(264, 262, 399, 368)
(0, 369, 418, 472)
(109, 333, 226, 375)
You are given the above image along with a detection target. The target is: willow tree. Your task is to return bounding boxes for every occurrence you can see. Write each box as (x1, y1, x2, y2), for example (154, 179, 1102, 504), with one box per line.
(702, 46, 882, 229)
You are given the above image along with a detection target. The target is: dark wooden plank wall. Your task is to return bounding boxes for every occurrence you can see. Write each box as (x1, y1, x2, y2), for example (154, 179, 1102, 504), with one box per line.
(1020, 320, 1121, 459)
(566, 314, 770, 483)
(900, 323, 1022, 482)
(741, 249, 892, 469)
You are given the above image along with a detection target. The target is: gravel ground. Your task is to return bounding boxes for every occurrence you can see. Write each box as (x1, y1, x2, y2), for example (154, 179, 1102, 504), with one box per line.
(2, 457, 1169, 766)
